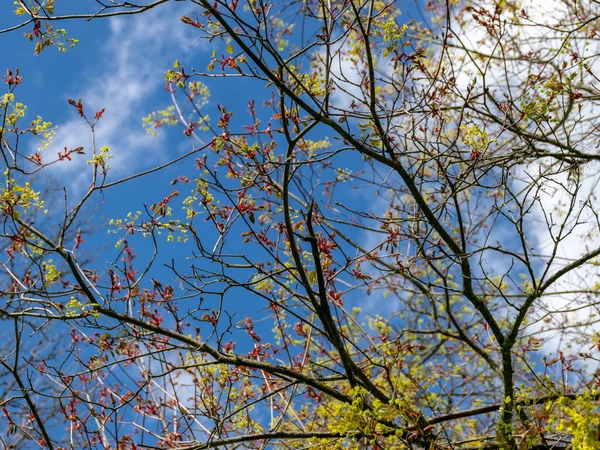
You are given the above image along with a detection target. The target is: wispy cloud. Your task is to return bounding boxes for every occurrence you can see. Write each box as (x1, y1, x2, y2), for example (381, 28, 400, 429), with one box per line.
(447, 0, 600, 358)
(42, 3, 204, 193)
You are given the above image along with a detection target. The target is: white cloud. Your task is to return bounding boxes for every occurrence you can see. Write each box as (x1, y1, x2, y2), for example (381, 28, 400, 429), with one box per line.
(42, 2, 204, 194)
(445, 0, 600, 359)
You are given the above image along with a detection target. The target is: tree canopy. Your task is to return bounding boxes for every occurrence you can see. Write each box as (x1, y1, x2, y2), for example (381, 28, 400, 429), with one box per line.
(1, 0, 600, 449)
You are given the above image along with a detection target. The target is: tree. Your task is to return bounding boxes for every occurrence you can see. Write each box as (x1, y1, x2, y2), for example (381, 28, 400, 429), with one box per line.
(1, 0, 600, 448)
